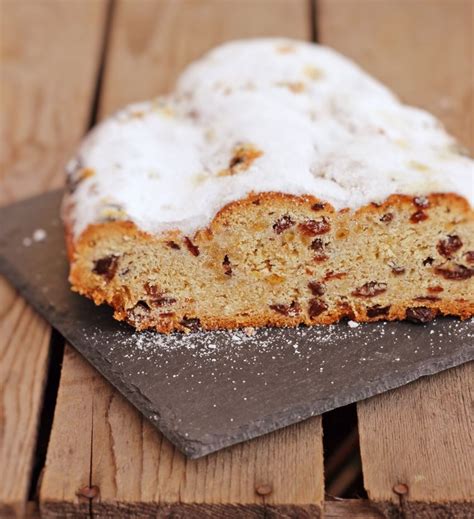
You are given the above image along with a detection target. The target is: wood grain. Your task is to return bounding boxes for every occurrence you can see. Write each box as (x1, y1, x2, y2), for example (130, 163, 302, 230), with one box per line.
(0, 0, 108, 205)
(358, 364, 474, 516)
(318, 0, 474, 514)
(0, 1, 107, 516)
(324, 500, 385, 519)
(0, 278, 50, 518)
(39, 347, 96, 518)
(41, 0, 325, 517)
(42, 348, 324, 518)
(100, 0, 311, 117)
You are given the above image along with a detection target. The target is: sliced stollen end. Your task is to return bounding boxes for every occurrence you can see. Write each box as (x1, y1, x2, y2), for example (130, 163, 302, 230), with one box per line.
(62, 38, 474, 332)
(67, 192, 474, 333)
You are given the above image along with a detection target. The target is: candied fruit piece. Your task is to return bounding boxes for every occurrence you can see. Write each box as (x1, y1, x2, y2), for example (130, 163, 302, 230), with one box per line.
(223, 255, 232, 276)
(380, 213, 394, 223)
(434, 264, 473, 280)
(310, 238, 329, 261)
(166, 241, 181, 250)
(324, 271, 347, 281)
(269, 301, 301, 317)
(93, 255, 119, 281)
(308, 298, 328, 318)
(184, 237, 200, 256)
(311, 238, 324, 251)
(406, 306, 437, 323)
(414, 296, 441, 302)
(428, 285, 444, 293)
(180, 317, 201, 331)
(367, 305, 390, 318)
(308, 281, 326, 296)
(437, 235, 463, 259)
(298, 216, 330, 236)
(314, 253, 328, 262)
(352, 281, 387, 297)
(273, 215, 295, 234)
(410, 210, 428, 223)
(144, 283, 177, 306)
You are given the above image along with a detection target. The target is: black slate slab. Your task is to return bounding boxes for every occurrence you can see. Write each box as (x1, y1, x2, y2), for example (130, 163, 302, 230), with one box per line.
(0, 190, 472, 458)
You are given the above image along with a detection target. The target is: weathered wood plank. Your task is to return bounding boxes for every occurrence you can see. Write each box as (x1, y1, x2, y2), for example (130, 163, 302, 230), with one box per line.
(39, 347, 96, 518)
(0, 280, 50, 518)
(100, 0, 311, 117)
(42, 348, 324, 518)
(0, 1, 107, 516)
(358, 364, 474, 517)
(41, 0, 325, 517)
(0, 0, 108, 204)
(318, 0, 474, 515)
(324, 500, 385, 519)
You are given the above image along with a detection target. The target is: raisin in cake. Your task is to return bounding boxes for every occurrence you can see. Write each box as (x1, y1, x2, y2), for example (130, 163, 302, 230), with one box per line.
(63, 39, 474, 333)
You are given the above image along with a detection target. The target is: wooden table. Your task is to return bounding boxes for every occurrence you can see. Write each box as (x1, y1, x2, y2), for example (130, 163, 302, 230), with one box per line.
(1, 0, 473, 517)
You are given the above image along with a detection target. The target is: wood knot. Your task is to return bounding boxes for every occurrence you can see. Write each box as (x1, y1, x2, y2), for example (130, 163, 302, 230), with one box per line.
(255, 483, 273, 496)
(77, 485, 100, 499)
(393, 483, 409, 496)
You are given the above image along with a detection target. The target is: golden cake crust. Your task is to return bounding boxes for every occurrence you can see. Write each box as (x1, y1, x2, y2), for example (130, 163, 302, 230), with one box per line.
(64, 192, 474, 333)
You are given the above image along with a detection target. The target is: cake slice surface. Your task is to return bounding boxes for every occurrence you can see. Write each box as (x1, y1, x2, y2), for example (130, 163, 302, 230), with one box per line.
(63, 38, 474, 332)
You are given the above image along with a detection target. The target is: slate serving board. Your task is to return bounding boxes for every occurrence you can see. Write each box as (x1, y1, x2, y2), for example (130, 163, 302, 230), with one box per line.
(0, 190, 472, 458)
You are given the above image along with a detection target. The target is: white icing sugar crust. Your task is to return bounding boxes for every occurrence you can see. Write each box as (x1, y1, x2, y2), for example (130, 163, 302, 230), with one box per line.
(67, 38, 474, 237)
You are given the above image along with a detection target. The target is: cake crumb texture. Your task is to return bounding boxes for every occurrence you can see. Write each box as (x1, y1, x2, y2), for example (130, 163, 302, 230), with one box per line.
(69, 193, 474, 332)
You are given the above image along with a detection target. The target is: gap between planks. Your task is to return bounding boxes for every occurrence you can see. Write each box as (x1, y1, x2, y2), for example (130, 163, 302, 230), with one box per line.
(0, 0, 108, 516)
(41, 1, 326, 517)
(318, 0, 474, 515)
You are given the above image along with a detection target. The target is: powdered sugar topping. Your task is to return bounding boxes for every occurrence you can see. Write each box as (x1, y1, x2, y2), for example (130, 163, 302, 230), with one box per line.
(66, 38, 474, 237)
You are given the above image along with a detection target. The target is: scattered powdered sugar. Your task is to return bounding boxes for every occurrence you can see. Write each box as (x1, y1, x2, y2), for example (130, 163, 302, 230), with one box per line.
(116, 326, 279, 358)
(87, 318, 473, 370)
(22, 228, 47, 247)
(78, 318, 472, 434)
(33, 228, 47, 242)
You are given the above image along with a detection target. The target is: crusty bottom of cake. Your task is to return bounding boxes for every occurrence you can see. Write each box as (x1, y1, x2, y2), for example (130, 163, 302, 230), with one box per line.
(66, 192, 474, 333)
